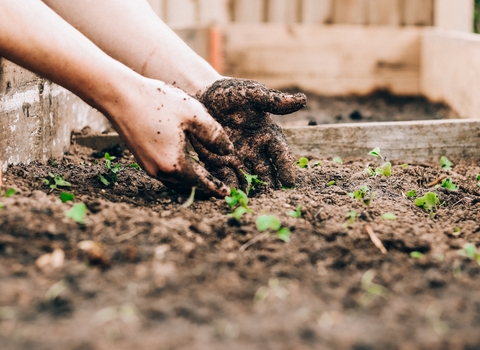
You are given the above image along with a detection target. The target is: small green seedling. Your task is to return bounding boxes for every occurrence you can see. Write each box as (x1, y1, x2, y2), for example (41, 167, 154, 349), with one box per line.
(130, 163, 141, 170)
(256, 215, 291, 242)
(477, 174, 480, 187)
(314, 161, 322, 167)
(181, 187, 196, 208)
(382, 213, 397, 220)
(327, 180, 336, 186)
(410, 251, 424, 258)
(359, 270, 389, 307)
(3, 188, 16, 198)
(50, 159, 56, 166)
(281, 185, 296, 190)
(406, 190, 417, 198)
(333, 157, 343, 164)
(65, 203, 87, 224)
(401, 164, 409, 169)
(44, 173, 71, 190)
(457, 243, 480, 265)
(415, 192, 440, 212)
(368, 148, 392, 177)
(242, 170, 267, 196)
(452, 227, 461, 236)
(99, 153, 124, 186)
(343, 210, 358, 227)
(348, 185, 374, 206)
(438, 178, 458, 191)
(440, 156, 453, 171)
(225, 188, 249, 209)
(230, 206, 250, 221)
(60, 192, 75, 203)
(0, 203, 5, 209)
(288, 205, 303, 218)
(295, 157, 309, 169)
(364, 166, 375, 177)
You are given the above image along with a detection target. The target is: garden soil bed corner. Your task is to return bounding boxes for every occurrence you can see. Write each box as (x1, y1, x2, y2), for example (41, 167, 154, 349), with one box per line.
(1, 144, 480, 349)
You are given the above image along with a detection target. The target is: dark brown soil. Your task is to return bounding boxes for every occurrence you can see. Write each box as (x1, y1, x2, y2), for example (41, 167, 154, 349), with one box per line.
(1, 143, 480, 350)
(274, 90, 460, 127)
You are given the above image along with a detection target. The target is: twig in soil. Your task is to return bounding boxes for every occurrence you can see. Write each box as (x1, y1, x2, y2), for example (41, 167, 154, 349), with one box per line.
(427, 176, 447, 187)
(181, 186, 196, 208)
(239, 233, 268, 253)
(115, 227, 144, 243)
(364, 224, 388, 254)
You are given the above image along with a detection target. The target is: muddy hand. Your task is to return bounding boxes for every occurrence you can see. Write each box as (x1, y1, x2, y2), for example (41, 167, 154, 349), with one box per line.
(193, 78, 307, 189)
(109, 80, 234, 198)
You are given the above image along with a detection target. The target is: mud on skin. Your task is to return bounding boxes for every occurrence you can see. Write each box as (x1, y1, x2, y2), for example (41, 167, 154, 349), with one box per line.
(194, 78, 307, 190)
(1, 144, 480, 349)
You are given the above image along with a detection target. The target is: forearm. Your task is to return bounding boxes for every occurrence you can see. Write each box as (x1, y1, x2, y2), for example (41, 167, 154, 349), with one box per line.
(42, 0, 222, 95)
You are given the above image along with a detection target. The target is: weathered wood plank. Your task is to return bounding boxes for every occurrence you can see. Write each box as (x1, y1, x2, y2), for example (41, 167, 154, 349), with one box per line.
(284, 120, 480, 162)
(421, 28, 480, 120)
(366, 0, 401, 25)
(333, 0, 368, 25)
(164, 0, 197, 28)
(300, 0, 332, 24)
(434, 0, 474, 32)
(222, 24, 422, 96)
(403, 0, 433, 26)
(266, 0, 299, 24)
(197, 0, 230, 25)
(232, 0, 265, 23)
(74, 119, 480, 163)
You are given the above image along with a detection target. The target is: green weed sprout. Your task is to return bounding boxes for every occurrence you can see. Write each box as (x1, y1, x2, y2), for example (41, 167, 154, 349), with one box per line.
(410, 251, 424, 258)
(401, 164, 409, 169)
(130, 163, 141, 170)
(333, 157, 343, 164)
(457, 243, 480, 265)
(368, 148, 392, 177)
(60, 192, 75, 203)
(406, 190, 417, 198)
(288, 205, 303, 218)
(348, 185, 374, 206)
(98, 152, 124, 186)
(327, 180, 336, 186)
(3, 188, 16, 197)
(242, 170, 267, 196)
(382, 213, 397, 220)
(452, 227, 461, 236)
(440, 156, 453, 171)
(0, 203, 4, 209)
(438, 178, 458, 191)
(256, 215, 291, 242)
(295, 157, 309, 169)
(364, 166, 375, 177)
(415, 192, 440, 213)
(181, 187, 196, 208)
(477, 174, 480, 187)
(65, 203, 87, 224)
(314, 161, 322, 167)
(226, 188, 252, 221)
(360, 270, 389, 307)
(343, 210, 358, 227)
(44, 173, 71, 190)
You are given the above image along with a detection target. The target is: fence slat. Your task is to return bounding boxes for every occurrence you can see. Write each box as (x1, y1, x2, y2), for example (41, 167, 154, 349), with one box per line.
(266, 0, 299, 24)
(300, 0, 333, 24)
(367, 0, 401, 25)
(333, 0, 368, 25)
(164, 0, 197, 28)
(434, 0, 474, 32)
(197, 0, 231, 25)
(233, 0, 265, 23)
(403, 0, 433, 26)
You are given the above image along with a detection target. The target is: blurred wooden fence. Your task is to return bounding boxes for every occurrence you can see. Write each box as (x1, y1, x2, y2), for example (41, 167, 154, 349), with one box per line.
(148, 0, 439, 28)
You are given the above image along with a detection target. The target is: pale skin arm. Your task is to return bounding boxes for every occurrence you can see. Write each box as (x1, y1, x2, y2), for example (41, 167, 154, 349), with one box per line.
(0, 0, 233, 197)
(41, 0, 222, 96)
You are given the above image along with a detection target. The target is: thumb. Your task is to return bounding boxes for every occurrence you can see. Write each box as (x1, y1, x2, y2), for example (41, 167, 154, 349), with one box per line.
(185, 110, 234, 156)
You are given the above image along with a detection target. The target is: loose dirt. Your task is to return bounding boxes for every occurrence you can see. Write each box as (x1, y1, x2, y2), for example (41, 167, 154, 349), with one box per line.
(1, 143, 480, 350)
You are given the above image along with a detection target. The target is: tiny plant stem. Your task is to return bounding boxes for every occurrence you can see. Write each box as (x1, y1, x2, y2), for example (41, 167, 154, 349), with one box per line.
(239, 232, 268, 253)
(427, 176, 447, 188)
(181, 186, 196, 208)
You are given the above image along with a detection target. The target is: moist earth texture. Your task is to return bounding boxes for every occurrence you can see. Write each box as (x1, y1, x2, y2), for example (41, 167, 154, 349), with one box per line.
(1, 143, 480, 350)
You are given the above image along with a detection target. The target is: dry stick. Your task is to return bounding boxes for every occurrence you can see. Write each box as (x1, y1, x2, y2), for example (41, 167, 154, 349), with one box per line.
(427, 175, 447, 187)
(364, 224, 388, 255)
(239, 232, 268, 253)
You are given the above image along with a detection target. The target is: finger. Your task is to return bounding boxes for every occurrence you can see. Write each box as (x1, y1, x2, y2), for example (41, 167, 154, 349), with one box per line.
(250, 86, 307, 115)
(249, 153, 276, 189)
(185, 109, 234, 156)
(265, 125, 296, 188)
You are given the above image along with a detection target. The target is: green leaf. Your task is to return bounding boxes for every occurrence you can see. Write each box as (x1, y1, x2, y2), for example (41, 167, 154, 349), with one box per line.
(440, 156, 453, 171)
(401, 164, 409, 169)
(295, 157, 309, 169)
(441, 178, 458, 191)
(43, 179, 50, 185)
(314, 161, 322, 167)
(60, 192, 75, 203)
(288, 205, 303, 218)
(111, 163, 124, 174)
(453, 227, 461, 236)
(53, 175, 71, 187)
(98, 173, 110, 186)
(415, 192, 440, 212)
(382, 213, 397, 220)
(477, 174, 480, 187)
(0, 203, 4, 209)
(375, 162, 392, 177)
(225, 188, 249, 209)
(333, 157, 343, 164)
(343, 210, 358, 227)
(277, 227, 291, 242)
(281, 185, 296, 190)
(410, 251, 423, 259)
(327, 180, 336, 186)
(104, 152, 116, 161)
(242, 171, 267, 195)
(256, 215, 282, 232)
(65, 203, 87, 224)
(458, 243, 477, 260)
(230, 206, 250, 221)
(364, 167, 375, 177)
(368, 147, 381, 157)
(130, 163, 141, 170)
(4, 188, 16, 198)
(406, 190, 417, 198)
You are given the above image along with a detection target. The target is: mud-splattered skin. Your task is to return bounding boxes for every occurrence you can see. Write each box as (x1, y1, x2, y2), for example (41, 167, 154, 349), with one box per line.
(194, 78, 307, 189)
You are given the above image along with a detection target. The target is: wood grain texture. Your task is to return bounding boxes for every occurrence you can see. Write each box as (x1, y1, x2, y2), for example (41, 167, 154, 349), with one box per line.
(222, 24, 422, 95)
(232, 0, 265, 23)
(283, 119, 480, 162)
(266, 0, 299, 24)
(403, 0, 433, 26)
(333, 0, 368, 24)
(366, 0, 401, 25)
(434, 0, 474, 32)
(300, 0, 333, 24)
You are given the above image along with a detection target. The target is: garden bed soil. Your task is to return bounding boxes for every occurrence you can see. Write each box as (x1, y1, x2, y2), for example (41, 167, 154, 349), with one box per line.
(1, 143, 480, 350)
